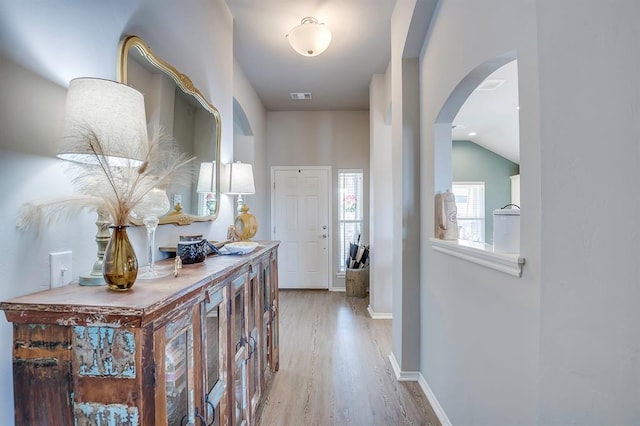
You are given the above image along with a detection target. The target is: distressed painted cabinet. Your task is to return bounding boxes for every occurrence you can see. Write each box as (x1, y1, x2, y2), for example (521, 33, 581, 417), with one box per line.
(1, 241, 279, 426)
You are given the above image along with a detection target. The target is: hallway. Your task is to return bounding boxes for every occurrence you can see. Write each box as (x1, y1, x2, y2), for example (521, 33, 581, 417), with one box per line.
(257, 290, 439, 426)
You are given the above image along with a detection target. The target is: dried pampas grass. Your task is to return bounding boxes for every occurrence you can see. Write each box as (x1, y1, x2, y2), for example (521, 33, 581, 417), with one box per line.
(18, 117, 195, 231)
(17, 195, 106, 233)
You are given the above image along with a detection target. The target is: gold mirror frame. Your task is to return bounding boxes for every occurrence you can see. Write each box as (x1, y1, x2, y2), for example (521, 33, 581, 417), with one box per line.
(117, 35, 221, 225)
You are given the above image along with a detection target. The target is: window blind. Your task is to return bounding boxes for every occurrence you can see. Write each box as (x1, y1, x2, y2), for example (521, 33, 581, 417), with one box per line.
(452, 182, 485, 242)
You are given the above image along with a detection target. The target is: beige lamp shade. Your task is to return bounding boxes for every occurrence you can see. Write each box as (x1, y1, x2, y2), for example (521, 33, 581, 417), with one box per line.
(286, 17, 332, 57)
(58, 78, 148, 166)
(196, 161, 216, 193)
(225, 162, 255, 195)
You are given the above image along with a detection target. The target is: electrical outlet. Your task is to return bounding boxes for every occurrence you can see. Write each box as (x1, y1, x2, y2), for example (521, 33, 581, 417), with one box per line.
(50, 251, 72, 288)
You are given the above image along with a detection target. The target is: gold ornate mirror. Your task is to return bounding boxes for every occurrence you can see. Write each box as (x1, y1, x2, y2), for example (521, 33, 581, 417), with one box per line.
(117, 35, 221, 225)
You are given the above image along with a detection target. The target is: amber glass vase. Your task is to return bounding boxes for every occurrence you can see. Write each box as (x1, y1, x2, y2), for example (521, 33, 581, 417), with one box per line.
(103, 225, 138, 291)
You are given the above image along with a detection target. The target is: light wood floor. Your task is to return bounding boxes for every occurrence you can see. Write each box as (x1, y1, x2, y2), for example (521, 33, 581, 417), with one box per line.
(257, 290, 440, 426)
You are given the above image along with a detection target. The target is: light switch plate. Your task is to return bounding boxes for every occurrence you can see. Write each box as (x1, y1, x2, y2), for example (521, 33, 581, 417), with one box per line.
(50, 251, 72, 288)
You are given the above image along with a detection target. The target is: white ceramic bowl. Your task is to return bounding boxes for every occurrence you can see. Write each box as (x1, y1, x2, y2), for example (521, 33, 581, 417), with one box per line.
(224, 241, 259, 255)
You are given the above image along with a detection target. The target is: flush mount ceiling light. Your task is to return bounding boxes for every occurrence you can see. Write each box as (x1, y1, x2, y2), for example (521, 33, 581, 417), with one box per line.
(286, 17, 332, 57)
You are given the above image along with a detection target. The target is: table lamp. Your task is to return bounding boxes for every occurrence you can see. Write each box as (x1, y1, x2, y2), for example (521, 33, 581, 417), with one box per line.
(57, 78, 147, 285)
(224, 161, 257, 240)
(196, 161, 217, 216)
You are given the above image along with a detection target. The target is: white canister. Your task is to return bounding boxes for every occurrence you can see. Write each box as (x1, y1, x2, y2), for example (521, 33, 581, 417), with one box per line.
(493, 207, 520, 253)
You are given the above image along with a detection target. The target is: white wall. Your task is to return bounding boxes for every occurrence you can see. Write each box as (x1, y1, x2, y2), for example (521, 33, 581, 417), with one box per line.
(0, 1, 236, 422)
(389, 0, 420, 371)
(233, 58, 268, 240)
(535, 1, 640, 424)
(369, 74, 393, 316)
(266, 111, 370, 289)
(419, 0, 540, 424)
(399, 58, 421, 371)
(419, 0, 640, 424)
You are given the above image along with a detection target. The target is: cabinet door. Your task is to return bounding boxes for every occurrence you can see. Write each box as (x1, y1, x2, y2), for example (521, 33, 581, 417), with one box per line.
(154, 304, 204, 426)
(203, 286, 228, 426)
(269, 253, 280, 372)
(231, 275, 250, 426)
(247, 264, 261, 419)
(260, 261, 272, 386)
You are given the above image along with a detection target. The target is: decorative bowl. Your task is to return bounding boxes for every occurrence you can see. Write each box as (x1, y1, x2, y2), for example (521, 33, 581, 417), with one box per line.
(223, 241, 259, 255)
(177, 239, 220, 264)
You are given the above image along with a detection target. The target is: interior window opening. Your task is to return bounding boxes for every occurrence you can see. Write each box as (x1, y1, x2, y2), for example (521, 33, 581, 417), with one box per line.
(435, 54, 520, 253)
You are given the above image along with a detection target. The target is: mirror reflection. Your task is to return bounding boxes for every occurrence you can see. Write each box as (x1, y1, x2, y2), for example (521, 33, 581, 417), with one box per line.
(117, 35, 221, 225)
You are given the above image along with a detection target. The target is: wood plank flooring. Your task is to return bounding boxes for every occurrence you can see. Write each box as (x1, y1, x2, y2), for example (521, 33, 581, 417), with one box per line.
(257, 290, 440, 426)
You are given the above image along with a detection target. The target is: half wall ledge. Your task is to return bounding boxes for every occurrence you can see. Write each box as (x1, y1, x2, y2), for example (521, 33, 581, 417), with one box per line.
(430, 238, 524, 277)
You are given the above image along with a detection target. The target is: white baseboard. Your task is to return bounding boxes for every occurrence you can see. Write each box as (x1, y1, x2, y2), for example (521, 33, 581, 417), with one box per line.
(388, 353, 452, 426)
(417, 373, 452, 426)
(329, 287, 345, 292)
(388, 353, 421, 381)
(367, 305, 392, 319)
(389, 352, 401, 378)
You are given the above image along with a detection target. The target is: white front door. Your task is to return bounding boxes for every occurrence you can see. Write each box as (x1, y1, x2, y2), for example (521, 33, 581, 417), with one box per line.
(271, 167, 330, 289)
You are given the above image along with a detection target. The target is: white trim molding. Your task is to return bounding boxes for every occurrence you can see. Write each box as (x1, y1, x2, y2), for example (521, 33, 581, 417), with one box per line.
(329, 287, 346, 292)
(367, 305, 392, 319)
(430, 237, 524, 277)
(417, 374, 453, 426)
(389, 353, 420, 381)
(388, 352, 452, 426)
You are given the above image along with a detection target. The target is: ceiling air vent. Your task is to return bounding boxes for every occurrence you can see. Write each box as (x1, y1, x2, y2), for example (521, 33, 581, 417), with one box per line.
(476, 79, 505, 91)
(290, 92, 312, 100)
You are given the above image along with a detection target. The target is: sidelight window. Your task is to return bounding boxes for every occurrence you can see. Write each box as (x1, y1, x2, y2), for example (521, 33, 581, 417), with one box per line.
(338, 170, 363, 272)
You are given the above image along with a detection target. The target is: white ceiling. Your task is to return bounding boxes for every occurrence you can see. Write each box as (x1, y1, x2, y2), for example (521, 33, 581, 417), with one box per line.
(226, 0, 397, 111)
(227, 1, 519, 163)
(452, 60, 520, 164)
